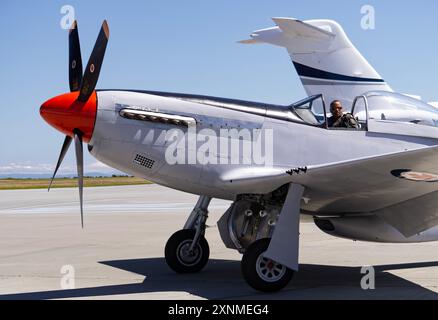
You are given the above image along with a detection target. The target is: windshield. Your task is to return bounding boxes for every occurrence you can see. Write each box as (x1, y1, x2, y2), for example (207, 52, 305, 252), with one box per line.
(291, 95, 327, 126)
(355, 91, 438, 127)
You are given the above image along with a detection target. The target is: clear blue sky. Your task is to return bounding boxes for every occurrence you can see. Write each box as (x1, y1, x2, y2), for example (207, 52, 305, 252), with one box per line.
(1, 0, 438, 175)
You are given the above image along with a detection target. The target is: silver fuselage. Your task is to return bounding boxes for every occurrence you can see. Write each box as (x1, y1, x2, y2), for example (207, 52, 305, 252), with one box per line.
(89, 91, 438, 212)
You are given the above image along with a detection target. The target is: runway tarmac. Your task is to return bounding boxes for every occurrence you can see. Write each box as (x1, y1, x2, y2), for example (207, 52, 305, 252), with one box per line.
(0, 184, 437, 300)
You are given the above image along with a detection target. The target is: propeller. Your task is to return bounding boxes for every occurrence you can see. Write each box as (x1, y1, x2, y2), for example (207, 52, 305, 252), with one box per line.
(69, 21, 83, 92)
(74, 131, 84, 228)
(46, 20, 110, 228)
(78, 20, 109, 102)
(48, 135, 72, 191)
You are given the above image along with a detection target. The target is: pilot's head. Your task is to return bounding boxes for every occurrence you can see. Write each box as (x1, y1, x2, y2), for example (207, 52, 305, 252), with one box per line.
(330, 100, 343, 118)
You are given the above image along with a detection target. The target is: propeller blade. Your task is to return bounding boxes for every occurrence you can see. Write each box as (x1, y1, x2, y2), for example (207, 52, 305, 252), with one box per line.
(69, 20, 83, 92)
(48, 135, 73, 191)
(74, 131, 84, 228)
(78, 20, 110, 102)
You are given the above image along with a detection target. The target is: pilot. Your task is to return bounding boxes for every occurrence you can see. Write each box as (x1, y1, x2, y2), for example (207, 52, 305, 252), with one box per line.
(327, 100, 359, 129)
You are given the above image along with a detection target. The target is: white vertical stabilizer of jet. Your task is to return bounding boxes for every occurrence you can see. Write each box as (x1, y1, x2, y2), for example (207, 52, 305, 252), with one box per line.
(240, 18, 392, 108)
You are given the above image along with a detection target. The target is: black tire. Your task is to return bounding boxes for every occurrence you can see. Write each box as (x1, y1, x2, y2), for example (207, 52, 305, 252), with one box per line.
(165, 229, 210, 274)
(241, 238, 294, 292)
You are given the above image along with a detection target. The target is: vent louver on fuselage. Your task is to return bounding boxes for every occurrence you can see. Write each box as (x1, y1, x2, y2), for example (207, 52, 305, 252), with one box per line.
(133, 154, 155, 169)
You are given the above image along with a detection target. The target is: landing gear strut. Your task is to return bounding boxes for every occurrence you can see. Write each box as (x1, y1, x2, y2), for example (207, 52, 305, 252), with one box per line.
(165, 196, 211, 273)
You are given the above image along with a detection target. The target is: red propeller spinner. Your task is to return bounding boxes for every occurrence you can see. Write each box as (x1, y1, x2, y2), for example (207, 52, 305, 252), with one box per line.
(40, 91, 97, 143)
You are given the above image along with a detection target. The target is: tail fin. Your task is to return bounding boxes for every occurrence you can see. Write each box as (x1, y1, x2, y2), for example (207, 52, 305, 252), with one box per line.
(240, 18, 392, 108)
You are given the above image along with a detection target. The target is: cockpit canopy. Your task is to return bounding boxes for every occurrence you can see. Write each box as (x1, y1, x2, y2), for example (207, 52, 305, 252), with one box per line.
(289, 91, 438, 130)
(353, 91, 438, 128)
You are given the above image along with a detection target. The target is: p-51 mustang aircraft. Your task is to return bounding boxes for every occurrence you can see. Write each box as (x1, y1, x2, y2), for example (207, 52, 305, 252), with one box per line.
(40, 17, 438, 292)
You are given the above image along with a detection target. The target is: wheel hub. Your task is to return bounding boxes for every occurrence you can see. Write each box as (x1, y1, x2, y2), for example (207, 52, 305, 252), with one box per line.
(256, 253, 286, 282)
(176, 240, 202, 266)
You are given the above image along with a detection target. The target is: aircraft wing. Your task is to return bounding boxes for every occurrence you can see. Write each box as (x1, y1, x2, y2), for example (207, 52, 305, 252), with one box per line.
(221, 145, 438, 236)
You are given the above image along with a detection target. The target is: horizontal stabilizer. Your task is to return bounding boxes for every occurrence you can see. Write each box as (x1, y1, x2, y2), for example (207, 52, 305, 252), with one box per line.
(272, 17, 335, 40)
(237, 38, 262, 45)
(428, 101, 438, 109)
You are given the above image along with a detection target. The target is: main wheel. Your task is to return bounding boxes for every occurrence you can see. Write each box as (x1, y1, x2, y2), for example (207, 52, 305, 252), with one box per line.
(241, 238, 294, 292)
(165, 229, 210, 274)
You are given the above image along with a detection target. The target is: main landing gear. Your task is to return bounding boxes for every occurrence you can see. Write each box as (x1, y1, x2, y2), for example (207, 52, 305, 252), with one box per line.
(165, 196, 211, 273)
(164, 183, 303, 293)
